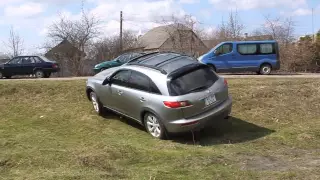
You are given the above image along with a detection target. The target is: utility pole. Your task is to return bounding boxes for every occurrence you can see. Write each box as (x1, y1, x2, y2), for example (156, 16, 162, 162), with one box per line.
(312, 8, 315, 42)
(120, 11, 123, 52)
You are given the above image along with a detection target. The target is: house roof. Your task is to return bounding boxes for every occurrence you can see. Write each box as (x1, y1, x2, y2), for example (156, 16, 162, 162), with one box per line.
(138, 24, 191, 50)
(45, 39, 85, 57)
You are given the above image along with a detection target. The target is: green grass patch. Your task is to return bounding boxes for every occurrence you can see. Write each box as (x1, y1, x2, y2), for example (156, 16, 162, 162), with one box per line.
(0, 79, 320, 179)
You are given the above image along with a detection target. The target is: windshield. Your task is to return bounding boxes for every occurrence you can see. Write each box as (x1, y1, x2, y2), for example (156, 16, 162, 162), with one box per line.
(209, 42, 224, 53)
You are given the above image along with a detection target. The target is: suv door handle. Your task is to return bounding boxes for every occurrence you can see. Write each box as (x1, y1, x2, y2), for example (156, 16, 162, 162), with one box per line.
(139, 97, 146, 102)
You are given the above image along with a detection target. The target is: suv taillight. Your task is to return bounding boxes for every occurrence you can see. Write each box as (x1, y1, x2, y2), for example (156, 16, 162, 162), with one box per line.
(163, 101, 192, 108)
(52, 64, 58, 68)
(224, 79, 228, 86)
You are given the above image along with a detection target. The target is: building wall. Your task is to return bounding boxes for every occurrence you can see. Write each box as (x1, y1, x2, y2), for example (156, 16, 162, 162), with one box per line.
(159, 30, 208, 57)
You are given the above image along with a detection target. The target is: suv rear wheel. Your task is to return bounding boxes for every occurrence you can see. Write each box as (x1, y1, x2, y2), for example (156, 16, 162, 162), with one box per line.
(144, 113, 166, 139)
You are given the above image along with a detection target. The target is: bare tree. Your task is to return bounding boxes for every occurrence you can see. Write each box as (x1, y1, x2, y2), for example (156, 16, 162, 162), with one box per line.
(46, 9, 101, 76)
(3, 26, 24, 57)
(204, 11, 245, 47)
(260, 15, 295, 45)
(88, 30, 139, 63)
(227, 10, 244, 40)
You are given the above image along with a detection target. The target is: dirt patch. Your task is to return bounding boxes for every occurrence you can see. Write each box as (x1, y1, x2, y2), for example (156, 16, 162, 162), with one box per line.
(0, 158, 14, 168)
(240, 149, 320, 171)
(78, 154, 127, 179)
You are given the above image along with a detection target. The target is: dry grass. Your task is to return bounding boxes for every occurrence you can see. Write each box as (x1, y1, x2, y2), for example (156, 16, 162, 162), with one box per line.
(0, 78, 320, 180)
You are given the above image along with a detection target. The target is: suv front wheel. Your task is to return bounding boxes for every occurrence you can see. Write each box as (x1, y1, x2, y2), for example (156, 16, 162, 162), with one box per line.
(90, 92, 104, 115)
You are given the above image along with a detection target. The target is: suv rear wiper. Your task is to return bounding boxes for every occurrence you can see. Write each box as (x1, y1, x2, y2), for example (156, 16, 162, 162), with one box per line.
(186, 86, 208, 93)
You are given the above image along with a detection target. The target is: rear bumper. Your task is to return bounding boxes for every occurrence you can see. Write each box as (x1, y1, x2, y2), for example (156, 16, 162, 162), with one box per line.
(165, 96, 232, 133)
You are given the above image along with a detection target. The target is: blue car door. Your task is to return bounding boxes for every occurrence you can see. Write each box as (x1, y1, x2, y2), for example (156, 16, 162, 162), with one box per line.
(229, 43, 259, 71)
(211, 43, 233, 71)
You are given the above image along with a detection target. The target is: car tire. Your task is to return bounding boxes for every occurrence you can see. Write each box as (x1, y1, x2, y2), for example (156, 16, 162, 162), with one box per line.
(259, 64, 272, 75)
(100, 68, 106, 72)
(35, 70, 45, 78)
(144, 113, 167, 140)
(90, 92, 105, 116)
(5, 76, 11, 79)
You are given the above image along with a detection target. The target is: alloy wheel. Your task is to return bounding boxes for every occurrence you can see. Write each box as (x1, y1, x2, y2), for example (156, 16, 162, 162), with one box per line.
(91, 94, 100, 113)
(146, 115, 161, 138)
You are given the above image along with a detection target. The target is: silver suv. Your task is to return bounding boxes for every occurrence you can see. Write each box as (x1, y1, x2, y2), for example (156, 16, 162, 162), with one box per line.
(86, 52, 232, 139)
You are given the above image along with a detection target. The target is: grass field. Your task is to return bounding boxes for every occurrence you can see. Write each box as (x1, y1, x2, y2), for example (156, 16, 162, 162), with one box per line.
(0, 78, 320, 180)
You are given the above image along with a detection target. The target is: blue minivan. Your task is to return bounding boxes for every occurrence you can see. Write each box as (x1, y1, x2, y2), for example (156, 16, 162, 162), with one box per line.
(198, 40, 280, 75)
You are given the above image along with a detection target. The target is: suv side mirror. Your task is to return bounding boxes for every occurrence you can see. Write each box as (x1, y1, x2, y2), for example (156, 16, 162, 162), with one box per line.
(102, 78, 110, 85)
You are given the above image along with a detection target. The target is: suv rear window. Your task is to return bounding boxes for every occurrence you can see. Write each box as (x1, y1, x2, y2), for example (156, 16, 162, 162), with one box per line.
(168, 67, 218, 96)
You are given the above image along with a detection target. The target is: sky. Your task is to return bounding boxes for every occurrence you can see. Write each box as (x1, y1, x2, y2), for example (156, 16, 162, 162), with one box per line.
(0, 0, 319, 55)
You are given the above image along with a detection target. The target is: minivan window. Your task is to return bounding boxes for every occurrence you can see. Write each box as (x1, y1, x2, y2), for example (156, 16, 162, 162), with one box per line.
(128, 71, 161, 94)
(260, 44, 274, 54)
(216, 43, 233, 55)
(168, 67, 218, 96)
(237, 44, 257, 55)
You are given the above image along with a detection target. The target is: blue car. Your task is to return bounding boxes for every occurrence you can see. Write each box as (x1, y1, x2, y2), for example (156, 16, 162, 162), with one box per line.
(198, 40, 280, 75)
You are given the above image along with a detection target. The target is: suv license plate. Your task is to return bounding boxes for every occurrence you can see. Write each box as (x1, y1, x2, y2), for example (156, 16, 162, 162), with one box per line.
(204, 95, 216, 106)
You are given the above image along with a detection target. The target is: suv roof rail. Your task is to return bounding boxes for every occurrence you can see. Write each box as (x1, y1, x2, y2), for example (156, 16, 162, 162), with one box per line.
(127, 52, 160, 63)
(129, 63, 168, 74)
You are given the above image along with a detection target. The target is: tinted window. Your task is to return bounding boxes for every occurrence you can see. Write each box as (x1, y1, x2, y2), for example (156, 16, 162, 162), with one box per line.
(216, 43, 233, 55)
(169, 67, 218, 96)
(260, 44, 274, 54)
(149, 81, 161, 94)
(130, 53, 143, 59)
(118, 54, 131, 63)
(237, 44, 257, 55)
(32, 57, 43, 63)
(111, 70, 131, 87)
(8, 57, 22, 64)
(128, 71, 150, 92)
(21, 57, 33, 64)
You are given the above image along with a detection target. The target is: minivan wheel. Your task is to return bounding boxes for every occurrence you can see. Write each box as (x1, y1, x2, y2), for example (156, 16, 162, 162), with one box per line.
(35, 70, 45, 78)
(259, 64, 272, 75)
(90, 92, 104, 115)
(144, 113, 166, 139)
